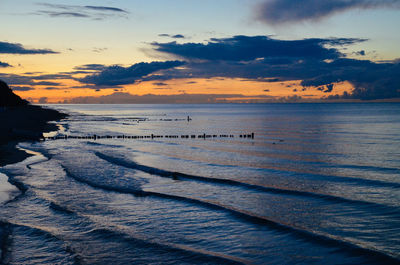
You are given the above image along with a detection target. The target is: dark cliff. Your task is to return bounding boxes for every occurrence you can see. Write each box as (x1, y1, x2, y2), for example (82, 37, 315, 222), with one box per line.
(0, 80, 28, 107)
(0, 80, 67, 165)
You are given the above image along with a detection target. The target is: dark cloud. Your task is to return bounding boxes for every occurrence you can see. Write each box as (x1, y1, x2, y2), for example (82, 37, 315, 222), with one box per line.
(263, 78, 280, 82)
(63, 70, 97, 75)
(0, 73, 38, 86)
(0, 41, 57, 54)
(241, 77, 281, 82)
(0, 71, 123, 91)
(36, 11, 90, 18)
(10, 86, 34, 91)
(152, 35, 365, 61)
(70, 84, 123, 90)
(2, 33, 397, 100)
(23, 72, 44, 75)
(297, 58, 400, 99)
(255, 0, 400, 25)
(141, 74, 179, 82)
(35, 3, 128, 20)
(324, 84, 334, 93)
(149, 35, 400, 100)
(132, 58, 400, 99)
(0, 73, 72, 88)
(158, 34, 186, 39)
(92, 47, 108, 53)
(356, 50, 366, 56)
(79, 61, 185, 86)
(84, 6, 128, 13)
(172, 34, 185, 39)
(0, 61, 11, 67)
(69, 85, 97, 89)
(33, 81, 61, 86)
(44, 87, 61, 90)
(153, 82, 168, 86)
(74, 64, 107, 71)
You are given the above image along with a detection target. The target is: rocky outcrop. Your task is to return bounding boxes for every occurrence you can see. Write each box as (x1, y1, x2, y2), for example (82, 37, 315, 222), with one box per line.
(0, 80, 28, 107)
(0, 80, 67, 165)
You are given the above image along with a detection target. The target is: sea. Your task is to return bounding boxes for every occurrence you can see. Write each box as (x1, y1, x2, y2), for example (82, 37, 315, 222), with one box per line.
(0, 103, 399, 265)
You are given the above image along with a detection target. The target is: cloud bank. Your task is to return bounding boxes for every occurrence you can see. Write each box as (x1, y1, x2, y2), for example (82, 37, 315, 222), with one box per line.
(79, 61, 185, 86)
(0, 41, 57, 54)
(0, 73, 69, 87)
(150, 36, 400, 100)
(152, 35, 364, 61)
(74, 64, 107, 71)
(35, 3, 129, 20)
(255, 0, 400, 25)
(0, 61, 11, 67)
(158, 34, 186, 39)
(4, 35, 399, 101)
(84, 6, 127, 13)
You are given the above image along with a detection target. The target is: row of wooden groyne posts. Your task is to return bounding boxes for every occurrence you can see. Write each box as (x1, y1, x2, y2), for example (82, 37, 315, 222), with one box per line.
(43, 133, 255, 141)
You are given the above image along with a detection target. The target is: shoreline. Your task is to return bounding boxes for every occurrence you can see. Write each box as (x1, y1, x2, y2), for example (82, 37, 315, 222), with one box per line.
(0, 105, 67, 167)
(0, 102, 66, 262)
(0, 104, 66, 208)
(0, 141, 33, 167)
(0, 172, 19, 205)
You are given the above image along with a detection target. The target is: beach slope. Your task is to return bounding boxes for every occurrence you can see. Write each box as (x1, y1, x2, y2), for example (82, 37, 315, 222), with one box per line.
(0, 80, 67, 166)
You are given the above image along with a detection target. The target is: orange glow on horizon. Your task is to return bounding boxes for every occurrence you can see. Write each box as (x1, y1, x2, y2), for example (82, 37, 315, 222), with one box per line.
(12, 76, 355, 103)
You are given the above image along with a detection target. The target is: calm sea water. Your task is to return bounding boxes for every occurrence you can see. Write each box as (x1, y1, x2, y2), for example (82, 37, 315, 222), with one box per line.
(1, 103, 399, 264)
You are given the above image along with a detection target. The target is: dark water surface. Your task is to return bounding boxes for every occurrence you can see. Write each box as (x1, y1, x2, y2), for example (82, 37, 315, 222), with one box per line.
(1, 103, 399, 264)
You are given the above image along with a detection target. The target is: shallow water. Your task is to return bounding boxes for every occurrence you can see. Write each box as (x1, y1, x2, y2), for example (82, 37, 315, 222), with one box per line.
(1, 103, 399, 264)
(0, 172, 18, 204)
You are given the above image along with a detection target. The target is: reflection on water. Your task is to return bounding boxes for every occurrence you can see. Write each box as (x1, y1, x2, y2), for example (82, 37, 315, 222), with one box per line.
(1, 103, 399, 264)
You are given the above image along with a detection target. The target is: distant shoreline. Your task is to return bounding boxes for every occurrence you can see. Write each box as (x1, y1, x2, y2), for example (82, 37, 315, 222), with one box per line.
(40, 100, 400, 104)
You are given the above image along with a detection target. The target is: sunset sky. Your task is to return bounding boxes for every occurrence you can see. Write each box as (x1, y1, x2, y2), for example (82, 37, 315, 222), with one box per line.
(1, 0, 400, 103)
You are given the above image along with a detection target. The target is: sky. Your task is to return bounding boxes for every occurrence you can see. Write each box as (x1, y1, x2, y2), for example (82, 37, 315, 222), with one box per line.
(1, 0, 400, 103)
